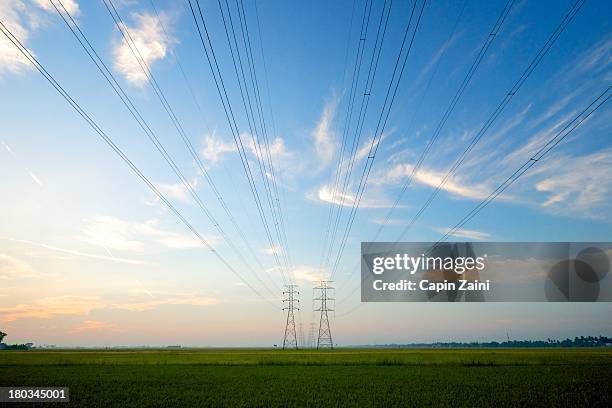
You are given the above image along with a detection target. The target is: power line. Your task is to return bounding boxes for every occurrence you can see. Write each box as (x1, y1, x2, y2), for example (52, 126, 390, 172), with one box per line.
(337, 0, 590, 309)
(372, 0, 484, 240)
(222, 0, 293, 276)
(435, 86, 611, 246)
(396, 0, 587, 242)
(319, 0, 373, 276)
(336, 87, 611, 317)
(53, 0, 280, 299)
(156, 0, 284, 295)
(250, 0, 297, 289)
(335, 0, 513, 305)
(329, 0, 428, 281)
(188, 0, 292, 285)
(324, 0, 393, 276)
(0, 18, 278, 309)
(148, 0, 213, 135)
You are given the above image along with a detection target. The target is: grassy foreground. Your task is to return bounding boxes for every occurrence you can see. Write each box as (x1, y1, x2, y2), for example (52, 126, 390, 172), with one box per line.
(1, 348, 611, 407)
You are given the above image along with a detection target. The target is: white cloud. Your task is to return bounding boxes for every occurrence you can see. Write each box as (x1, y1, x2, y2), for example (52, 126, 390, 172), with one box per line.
(155, 178, 197, 203)
(312, 184, 397, 209)
(78, 216, 209, 252)
(263, 245, 281, 256)
(370, 218, 404, 226)
(0, 1, 34, 76)
(291, 265, 324, 283)
(312, 98, 338, 169)
(433, 227, 491, 241)
(0, 1, 81, 77)
(384, 163, 491, 201)
(200, 133, 237, 164)
(243, 133, 300, 179)
(533, 148, 612, 218)
(33, 0, 79, 15)
(112, 12, 172, 87)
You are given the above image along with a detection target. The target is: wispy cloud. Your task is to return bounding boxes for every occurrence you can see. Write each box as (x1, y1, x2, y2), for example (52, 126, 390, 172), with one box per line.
(290, 265, 325, 283)
(262, 245, 281, 256)
(532, 148, 612, 218)
(0, 253, 39, 280)
(112, 12, 173, 87)
(243, 133, 301, 180)
(573, 35, 612, 77)
(0, 295, 104, 323)
(433, 227, 491, 241)
(78, 216, 210, 252)
(70, 319, 118, 334)
(1, 237, 147, 265)
(200, 133, 237, 165)
(370, 217, 404, 226)
(383, 163, 491, 201)
(113, 295, 221, 312)
(312, 98, 338, 170)
(311, 184, 398, 209)
(155, 178, 197, 203)
(2, 139, 43, 187)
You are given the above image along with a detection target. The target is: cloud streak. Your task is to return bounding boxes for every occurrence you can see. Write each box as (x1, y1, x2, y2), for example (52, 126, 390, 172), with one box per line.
(312, 98, 338, 170)
(78, 216, 211, 252)
(1, 237, 147, 265)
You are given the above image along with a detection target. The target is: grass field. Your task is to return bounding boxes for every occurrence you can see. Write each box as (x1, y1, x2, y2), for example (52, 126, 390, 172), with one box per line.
(1, 348, 611, 407)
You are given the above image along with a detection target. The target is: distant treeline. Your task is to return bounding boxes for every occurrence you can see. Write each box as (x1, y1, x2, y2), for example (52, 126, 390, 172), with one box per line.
(0, 344, 32, 350)
(368, 336, 612, 348)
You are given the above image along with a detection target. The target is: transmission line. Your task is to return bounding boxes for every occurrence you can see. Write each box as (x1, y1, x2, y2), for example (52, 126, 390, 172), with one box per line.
(251, 0, 295, 276)
(396, 0, 587, 242)
(328, 0, 428, 281)
(218, 0, 293, 276)
(150, 0, 282, 293)
(334, 0, 513, 305)
(319, 0, 373, 276)
(0, 18, 278, 308)
(336, 0, 589, 308)
(54, 0, 280, 298)
(323, 0, 393, 276)
(335, 87, 611, 318)
(188, 0, 293, 285)
(435, 86, 611, 245)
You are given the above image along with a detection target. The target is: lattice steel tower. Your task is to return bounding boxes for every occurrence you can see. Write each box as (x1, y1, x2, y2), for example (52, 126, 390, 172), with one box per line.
(282, 285, 299, 349)
(314, 281, 334, 349)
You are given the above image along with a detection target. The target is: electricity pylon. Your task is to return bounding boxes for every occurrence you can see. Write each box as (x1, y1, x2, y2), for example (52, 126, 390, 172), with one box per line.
(282, 285, 299, 349)
(314, 281, 334, 349)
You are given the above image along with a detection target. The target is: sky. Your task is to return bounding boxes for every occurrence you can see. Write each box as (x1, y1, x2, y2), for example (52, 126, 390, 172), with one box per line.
(0, 0, 611, 347)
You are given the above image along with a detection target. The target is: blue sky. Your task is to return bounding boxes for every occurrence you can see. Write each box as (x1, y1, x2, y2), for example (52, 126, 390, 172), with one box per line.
(0, 0, 611, 346)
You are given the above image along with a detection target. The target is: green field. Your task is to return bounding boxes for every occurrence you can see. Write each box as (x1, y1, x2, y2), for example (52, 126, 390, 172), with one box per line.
(1, 348, 611, 407)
